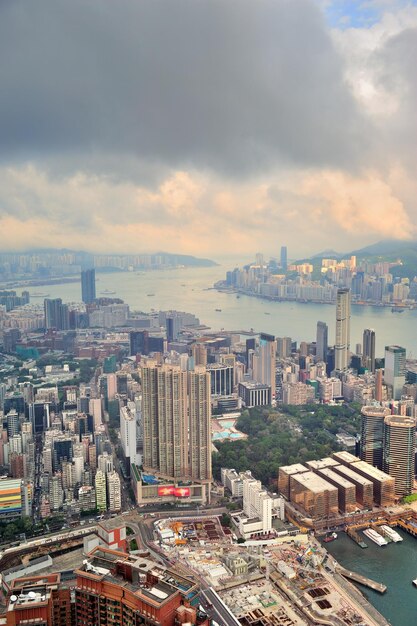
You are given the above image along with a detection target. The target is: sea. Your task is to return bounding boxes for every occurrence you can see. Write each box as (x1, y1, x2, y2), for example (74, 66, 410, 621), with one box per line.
(22, 263, 417, 356)
(324, 530, 417, 626)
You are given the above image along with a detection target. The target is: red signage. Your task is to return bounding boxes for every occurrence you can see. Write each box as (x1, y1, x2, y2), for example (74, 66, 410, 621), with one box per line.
(157, 485, 175, 497)
(174, 487, 190, 498)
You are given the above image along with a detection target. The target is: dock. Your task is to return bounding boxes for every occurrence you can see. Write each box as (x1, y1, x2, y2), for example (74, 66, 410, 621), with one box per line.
(346, 526, 368, 549)
(396, 518, 417, 537)
(337, 566, 387, 594)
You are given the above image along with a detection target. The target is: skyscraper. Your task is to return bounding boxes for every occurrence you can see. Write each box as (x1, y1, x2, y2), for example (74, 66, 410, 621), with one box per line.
(383, 415, 415, 497)
(335, 288, 351, 371)
(44, 298, 69, 330)
(384, 345, 406, 400)
(280, 245, 288, 270)
(316, 321, 328, 363)
(362, 328, 376, 373)
(81, 268, 96, 304)
(252, 333, 276, 397)
(141, 361, 212, 499)
(142, 362, 188, 479)
(188, 367, 212, 482)
(360, 405, 391, 469)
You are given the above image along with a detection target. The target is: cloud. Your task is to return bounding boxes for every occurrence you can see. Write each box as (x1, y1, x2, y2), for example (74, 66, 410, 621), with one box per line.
(0, 0, 415, 258)
(0, 0, 368, 177)
(0, 163, 413, 257)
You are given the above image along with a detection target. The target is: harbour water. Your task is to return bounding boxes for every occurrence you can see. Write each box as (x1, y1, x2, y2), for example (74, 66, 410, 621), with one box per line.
(21, 264, 417, 356)
(324, 529, 417, 626)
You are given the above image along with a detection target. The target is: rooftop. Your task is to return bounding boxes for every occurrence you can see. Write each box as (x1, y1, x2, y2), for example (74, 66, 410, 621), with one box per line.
(351, 461, 394, 483)
(291, 471, 338, 493)
(279, 463, 309, 475)
(331, 464, 373, 486)
(306, 458, 339, 471)
(332, 451, 360, 464)
(317, 467, 356, 489)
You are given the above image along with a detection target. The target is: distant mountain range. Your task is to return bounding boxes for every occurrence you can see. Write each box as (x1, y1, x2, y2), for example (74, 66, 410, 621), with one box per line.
(0, 249, 217, 268)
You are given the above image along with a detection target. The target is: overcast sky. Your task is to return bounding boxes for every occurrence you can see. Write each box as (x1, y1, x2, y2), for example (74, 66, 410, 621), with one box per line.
(0, 0, 416, 259)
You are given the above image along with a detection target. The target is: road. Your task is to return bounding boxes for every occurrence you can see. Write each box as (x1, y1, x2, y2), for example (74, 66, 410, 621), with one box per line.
(201, 587, 240, 626)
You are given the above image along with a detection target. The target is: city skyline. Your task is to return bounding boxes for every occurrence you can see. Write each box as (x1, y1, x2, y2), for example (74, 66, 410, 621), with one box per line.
(0, 1, 416, 257)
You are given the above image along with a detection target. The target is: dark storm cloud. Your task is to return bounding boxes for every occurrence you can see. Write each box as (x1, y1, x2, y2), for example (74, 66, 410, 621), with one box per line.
(0, 0, 368, 177)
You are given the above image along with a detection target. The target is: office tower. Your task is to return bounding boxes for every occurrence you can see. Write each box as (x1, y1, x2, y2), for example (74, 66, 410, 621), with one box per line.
(316, 322, 328, 363)
(276, 337, 292, 358)
(360, 406, 391, 469)
(107, 470, 121, 511)
(44, 298, 69, 330)
(120, 402, 139, 475)
(335, 288, 351, 372)
(95, 470, 107, 511)
(246, 337, 256, 366)
(188, 367, 212, 482)
(81, 268, 96, 304)
(130, 330, 149, 356)
(6, 410, 19, 438)
(207, 363, 234, 396)
(384, 345, 406, 400)
(383, 415, 415, 497)
(252, 333, 276, 396)
(363, 329, 376, 373)
(142, 363, 188, 479)
(280, 245, 288, 270)
(89, 398, 102, 431)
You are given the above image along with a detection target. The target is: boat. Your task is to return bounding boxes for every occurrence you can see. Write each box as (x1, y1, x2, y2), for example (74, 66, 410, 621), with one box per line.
(30, 293, 50, 298)
(215, 308, 222, 312)
(147, 293, 155, 296)
(264, 312, 271, 315)
(380, 525, 403, 543)
(391, 307, 404, 313)
(100, 289, 116, 295)
(413, 578, 417, 587)
(323, 532, 338, 543)
(363, 528, 388, 546)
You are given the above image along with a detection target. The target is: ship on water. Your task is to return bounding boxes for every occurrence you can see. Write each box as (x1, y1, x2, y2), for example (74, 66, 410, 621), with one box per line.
(363, 528, 388, 546)
(380, 525, 403, 543)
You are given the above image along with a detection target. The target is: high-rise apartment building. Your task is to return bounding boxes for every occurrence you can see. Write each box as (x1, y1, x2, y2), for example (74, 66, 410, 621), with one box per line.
(141, 361, 212, 500)
(142, 363, 188, 479)
(316, 321, 328, 363)
(384, 345, 406, 400)
(81, 268, 96, 304)
(107, 470, 121, 512)
(188, 367, 211, 482)
(363, 329, 376, 373)
(95, 469, 107, 511)
(277, 336, 292, 358)
(335, 288, 351, 371)
(383, 415, 415, 497)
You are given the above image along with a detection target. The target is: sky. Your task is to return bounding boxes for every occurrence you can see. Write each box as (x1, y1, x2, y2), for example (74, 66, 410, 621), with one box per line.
(0, 0, 416, 260)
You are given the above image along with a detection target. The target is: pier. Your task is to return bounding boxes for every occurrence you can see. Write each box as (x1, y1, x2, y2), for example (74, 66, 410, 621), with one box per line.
(337, 566, 387, 594)
(396, 518, 417, 537)
(346, 525, 368, 548)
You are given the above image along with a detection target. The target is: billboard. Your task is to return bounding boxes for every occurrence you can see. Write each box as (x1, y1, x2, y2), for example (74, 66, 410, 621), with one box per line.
(174, 487, 191, 498)
(157, 485, 175, 497)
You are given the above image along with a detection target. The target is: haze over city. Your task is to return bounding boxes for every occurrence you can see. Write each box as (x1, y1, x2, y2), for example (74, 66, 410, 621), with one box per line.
(1, 0, 416, 257)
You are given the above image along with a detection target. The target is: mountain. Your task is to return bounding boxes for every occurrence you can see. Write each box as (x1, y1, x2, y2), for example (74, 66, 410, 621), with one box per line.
(350, 239, 417, 257)
(311, 249, 343, 259)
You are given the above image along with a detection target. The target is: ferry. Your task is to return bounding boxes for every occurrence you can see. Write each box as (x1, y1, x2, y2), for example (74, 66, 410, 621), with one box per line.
(380, 525, 403, 543)
(323, 532, 338, 543)
(363, 528, 388, 546)
(391, 307, 404, 313)
(215, 308, 222, 312)
(147, 293, 155, 296)
(100, 289, 116, 295)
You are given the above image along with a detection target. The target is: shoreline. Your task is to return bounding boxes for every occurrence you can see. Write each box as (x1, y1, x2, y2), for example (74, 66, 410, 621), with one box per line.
(215, 286, 417, 311)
